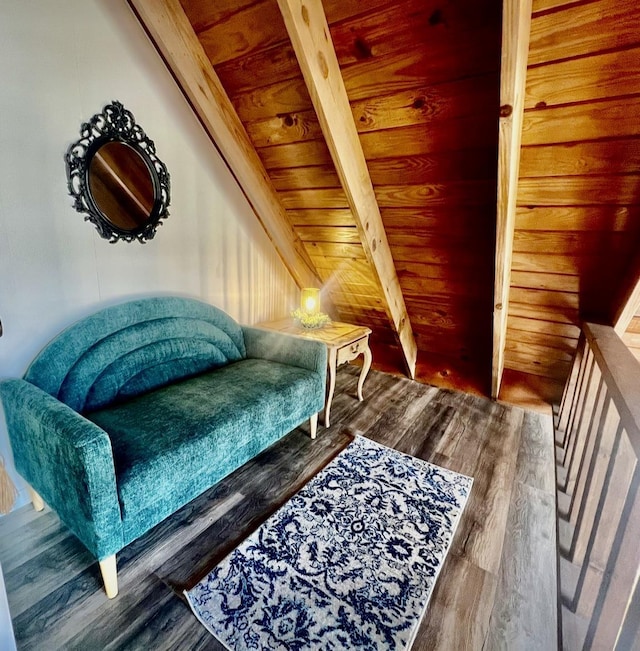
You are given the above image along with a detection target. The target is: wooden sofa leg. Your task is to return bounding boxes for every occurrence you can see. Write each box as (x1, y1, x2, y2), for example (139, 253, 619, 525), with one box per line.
(99, 555, 118, 599)
(310, 413, 318, 440)
(28, 486, 44, 512)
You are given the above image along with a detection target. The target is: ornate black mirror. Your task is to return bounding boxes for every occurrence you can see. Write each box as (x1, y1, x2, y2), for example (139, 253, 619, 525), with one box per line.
(65, 101, 170, 243)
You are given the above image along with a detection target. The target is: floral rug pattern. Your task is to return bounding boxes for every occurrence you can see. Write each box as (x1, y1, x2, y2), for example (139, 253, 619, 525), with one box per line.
(185, 436, 472, 650)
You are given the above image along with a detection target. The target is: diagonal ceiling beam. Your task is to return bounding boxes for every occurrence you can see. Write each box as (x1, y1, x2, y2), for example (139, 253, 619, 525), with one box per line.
(492, 0, 532, 398)
(127, 0, 321, 291)
(276, 0, 418, 378)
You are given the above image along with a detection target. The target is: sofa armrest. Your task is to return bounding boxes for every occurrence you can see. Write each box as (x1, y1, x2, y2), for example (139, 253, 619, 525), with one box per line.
(0, 379, 123, 559)
(242, 326, 327, 378)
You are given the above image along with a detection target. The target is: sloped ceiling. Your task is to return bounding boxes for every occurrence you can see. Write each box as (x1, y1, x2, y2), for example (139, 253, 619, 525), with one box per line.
(129, 0, 640, 402)
(503, 0, 640, 396)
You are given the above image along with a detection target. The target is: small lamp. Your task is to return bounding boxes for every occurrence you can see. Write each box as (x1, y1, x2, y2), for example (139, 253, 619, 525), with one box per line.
(292, 287, 330, 328)
(301, 288, 321, 315)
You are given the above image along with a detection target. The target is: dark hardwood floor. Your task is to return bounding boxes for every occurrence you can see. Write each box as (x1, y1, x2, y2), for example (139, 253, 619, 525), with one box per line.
(0, 366, 558, 650)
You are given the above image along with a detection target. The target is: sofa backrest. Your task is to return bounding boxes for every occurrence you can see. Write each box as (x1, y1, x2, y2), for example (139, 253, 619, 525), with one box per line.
(24, 296, 246, 413)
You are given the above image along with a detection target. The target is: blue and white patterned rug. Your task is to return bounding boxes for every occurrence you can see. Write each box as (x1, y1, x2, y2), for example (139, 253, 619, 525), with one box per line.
(185, 436, 473, 650)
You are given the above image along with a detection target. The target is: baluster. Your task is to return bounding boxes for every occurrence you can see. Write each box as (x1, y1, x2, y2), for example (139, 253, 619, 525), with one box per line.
(564, 364, 602, 495)
(586, 464, 640, 649)
(562, 347, 593, 466)
(570, 398, 620, 563)
(573, 424, 631, 617)
(557, 333, 586, 437)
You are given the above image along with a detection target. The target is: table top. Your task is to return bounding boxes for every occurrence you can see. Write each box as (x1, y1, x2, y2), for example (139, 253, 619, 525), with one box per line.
(255, 318, 371, 349)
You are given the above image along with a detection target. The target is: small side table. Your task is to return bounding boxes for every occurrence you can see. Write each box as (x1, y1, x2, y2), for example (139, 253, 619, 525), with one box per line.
(255, 319, 372, 428)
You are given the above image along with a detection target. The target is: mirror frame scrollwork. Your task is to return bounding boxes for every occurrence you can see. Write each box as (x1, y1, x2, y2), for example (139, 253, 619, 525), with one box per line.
(65, 101, 170, 243)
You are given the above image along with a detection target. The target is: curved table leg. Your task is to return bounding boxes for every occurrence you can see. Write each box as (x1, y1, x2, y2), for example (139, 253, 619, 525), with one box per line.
(357, 344, 372, 401)
(325, 348, 337, 427)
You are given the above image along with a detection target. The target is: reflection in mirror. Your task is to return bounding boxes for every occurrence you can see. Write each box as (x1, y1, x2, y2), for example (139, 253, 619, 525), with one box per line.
(89, 142, 154, 231)
(65, 101, 170, 243)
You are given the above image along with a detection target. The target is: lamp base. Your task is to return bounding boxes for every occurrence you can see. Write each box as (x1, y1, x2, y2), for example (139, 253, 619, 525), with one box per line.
(291, 309, 331, 329)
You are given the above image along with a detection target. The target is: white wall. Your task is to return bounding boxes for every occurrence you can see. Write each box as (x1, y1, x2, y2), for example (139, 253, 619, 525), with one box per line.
(0, 0, 298, 509)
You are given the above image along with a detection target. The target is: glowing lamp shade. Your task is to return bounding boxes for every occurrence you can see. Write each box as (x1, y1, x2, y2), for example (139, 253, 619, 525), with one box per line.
(301, 288, 321, 314)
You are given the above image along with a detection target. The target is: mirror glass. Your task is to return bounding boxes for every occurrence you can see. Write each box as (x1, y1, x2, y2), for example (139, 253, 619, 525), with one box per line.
(88, 142, 155, 231)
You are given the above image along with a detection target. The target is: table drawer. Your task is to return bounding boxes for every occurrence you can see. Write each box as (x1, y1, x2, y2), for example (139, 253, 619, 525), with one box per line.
(337, 336, 369, 365)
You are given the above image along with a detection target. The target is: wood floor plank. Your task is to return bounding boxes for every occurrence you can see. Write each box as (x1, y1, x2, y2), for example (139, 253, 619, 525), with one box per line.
(65, 573, 176, 651)
(485, 481, 558, 650)
(412, 555, 498, 651)
(0, 510, 68, 573)
(350, 378, 439, 448)
(12, 567, 113, 651)
(516, 411, 556, 494)
(104, 596, 217, 651)
(435, 399, 524, 576)
(0, 365, 558, 650)
(0, 501, 46, 537)
(398, 397, 461, 463)
(334, 369, 410, 435)
(5, 530, 96, 618)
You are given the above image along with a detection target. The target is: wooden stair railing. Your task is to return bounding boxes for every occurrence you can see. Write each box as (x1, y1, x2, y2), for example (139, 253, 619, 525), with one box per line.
(556, 322, 640, 650)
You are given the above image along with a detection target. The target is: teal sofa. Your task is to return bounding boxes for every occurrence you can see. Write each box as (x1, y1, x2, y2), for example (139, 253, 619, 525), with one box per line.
(0, 296, 326, 598)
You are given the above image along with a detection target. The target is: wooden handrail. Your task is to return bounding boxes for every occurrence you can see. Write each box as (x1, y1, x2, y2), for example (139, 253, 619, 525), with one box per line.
(583, 322, 640, 458)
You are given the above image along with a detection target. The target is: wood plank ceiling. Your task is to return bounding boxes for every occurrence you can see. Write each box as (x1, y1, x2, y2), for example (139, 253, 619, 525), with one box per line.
(177, 0, 502, 394)
(132, 0, 640, 401)
(504, 0, 640, 399)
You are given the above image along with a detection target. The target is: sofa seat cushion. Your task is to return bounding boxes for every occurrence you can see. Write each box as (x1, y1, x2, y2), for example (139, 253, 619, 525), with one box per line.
(86, 358, 324, 543)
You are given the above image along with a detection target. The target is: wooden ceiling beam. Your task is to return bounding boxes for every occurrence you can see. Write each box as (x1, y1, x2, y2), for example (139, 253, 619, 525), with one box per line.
(276, 0, 418, 378)
(127, 0, 321, 290)
(492, 0, 532, 398)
